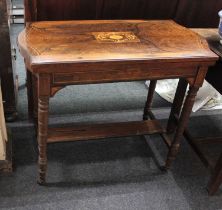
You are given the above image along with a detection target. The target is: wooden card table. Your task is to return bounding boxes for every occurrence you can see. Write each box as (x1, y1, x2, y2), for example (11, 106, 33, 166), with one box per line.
(17, 20, 217, 184)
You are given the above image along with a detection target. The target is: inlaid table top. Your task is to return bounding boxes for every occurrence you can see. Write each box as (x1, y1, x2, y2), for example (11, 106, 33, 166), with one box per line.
(18, 20, 217, 69)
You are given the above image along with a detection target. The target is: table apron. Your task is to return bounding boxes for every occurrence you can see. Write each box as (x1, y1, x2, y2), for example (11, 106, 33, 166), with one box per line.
(52, 66, 198, 86)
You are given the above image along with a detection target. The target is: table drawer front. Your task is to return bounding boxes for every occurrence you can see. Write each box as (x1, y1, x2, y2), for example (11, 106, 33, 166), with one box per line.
(52, 67, 197, 85)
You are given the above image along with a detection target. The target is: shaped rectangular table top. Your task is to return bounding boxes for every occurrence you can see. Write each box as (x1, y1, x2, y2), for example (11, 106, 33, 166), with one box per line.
(18, 20, 217, 69)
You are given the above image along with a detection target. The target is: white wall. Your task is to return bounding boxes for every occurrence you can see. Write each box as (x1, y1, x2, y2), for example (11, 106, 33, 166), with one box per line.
(0, 85, 7, 160)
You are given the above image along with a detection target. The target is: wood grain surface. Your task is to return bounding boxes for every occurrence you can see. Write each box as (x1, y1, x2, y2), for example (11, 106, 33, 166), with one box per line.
(47, 120, 163, 143)
(18, 20, 217, 69)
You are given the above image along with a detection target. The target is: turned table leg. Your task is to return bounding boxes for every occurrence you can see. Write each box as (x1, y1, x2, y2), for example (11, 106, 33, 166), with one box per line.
(165, 85, 199, 169)
(207, 153, 222, 195)
(167, 78, 188, 134)
(37, 74, 50, 184)
(143, 80, 157, 120)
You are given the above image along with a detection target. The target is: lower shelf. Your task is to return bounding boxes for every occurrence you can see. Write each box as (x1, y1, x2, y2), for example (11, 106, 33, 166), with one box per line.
(47, 120, 164, 143)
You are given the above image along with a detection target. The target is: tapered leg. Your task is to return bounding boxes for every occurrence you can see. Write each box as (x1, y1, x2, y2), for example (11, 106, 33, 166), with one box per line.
(165, 85, 199, 169)
(207, 153, 222, 195)
(37, 74, 50, 184)
(167, 78, 188, 134)
(143, 80, 157, 120)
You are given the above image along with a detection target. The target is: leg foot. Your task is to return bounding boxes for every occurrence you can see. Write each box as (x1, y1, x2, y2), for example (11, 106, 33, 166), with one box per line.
(207, 153, 222, 195)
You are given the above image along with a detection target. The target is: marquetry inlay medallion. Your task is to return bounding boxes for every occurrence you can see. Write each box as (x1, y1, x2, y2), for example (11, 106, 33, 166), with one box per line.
(92, 32, 140, 43)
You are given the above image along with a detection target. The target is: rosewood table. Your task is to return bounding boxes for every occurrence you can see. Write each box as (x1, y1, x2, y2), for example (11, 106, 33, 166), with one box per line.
(17, 20, 217, 184)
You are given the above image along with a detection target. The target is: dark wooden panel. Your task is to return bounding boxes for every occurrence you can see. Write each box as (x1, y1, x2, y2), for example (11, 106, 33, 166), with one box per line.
(175, 0, 222, 28)
(24, 0, 37, 22)
(25, 0, 178, 21)
(142, 0, 178, 19)
(102, 0, 178, 19)
(36, 0, 101, 21)
(0, 0, 17, 120)
(47, 120, 164, 143)
(102, 0, 123, 19)
(25, 0, 222, 27)
(119, 0, 148, 19)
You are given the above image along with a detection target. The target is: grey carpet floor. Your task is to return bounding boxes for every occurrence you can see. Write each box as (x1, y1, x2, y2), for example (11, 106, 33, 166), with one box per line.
(2, 111, 222, 210)
(1, 25, 222, 210)
(1, 117, 190, 210)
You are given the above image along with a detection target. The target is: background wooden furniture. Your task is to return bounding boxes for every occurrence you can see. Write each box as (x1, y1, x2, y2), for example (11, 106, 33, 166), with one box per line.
(24, 0, 222, 27)
(24, 0, 178, 21)
(0, 84, 12, 173)
(175, 0, 222, 28)
(0, 0, 17, 121)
